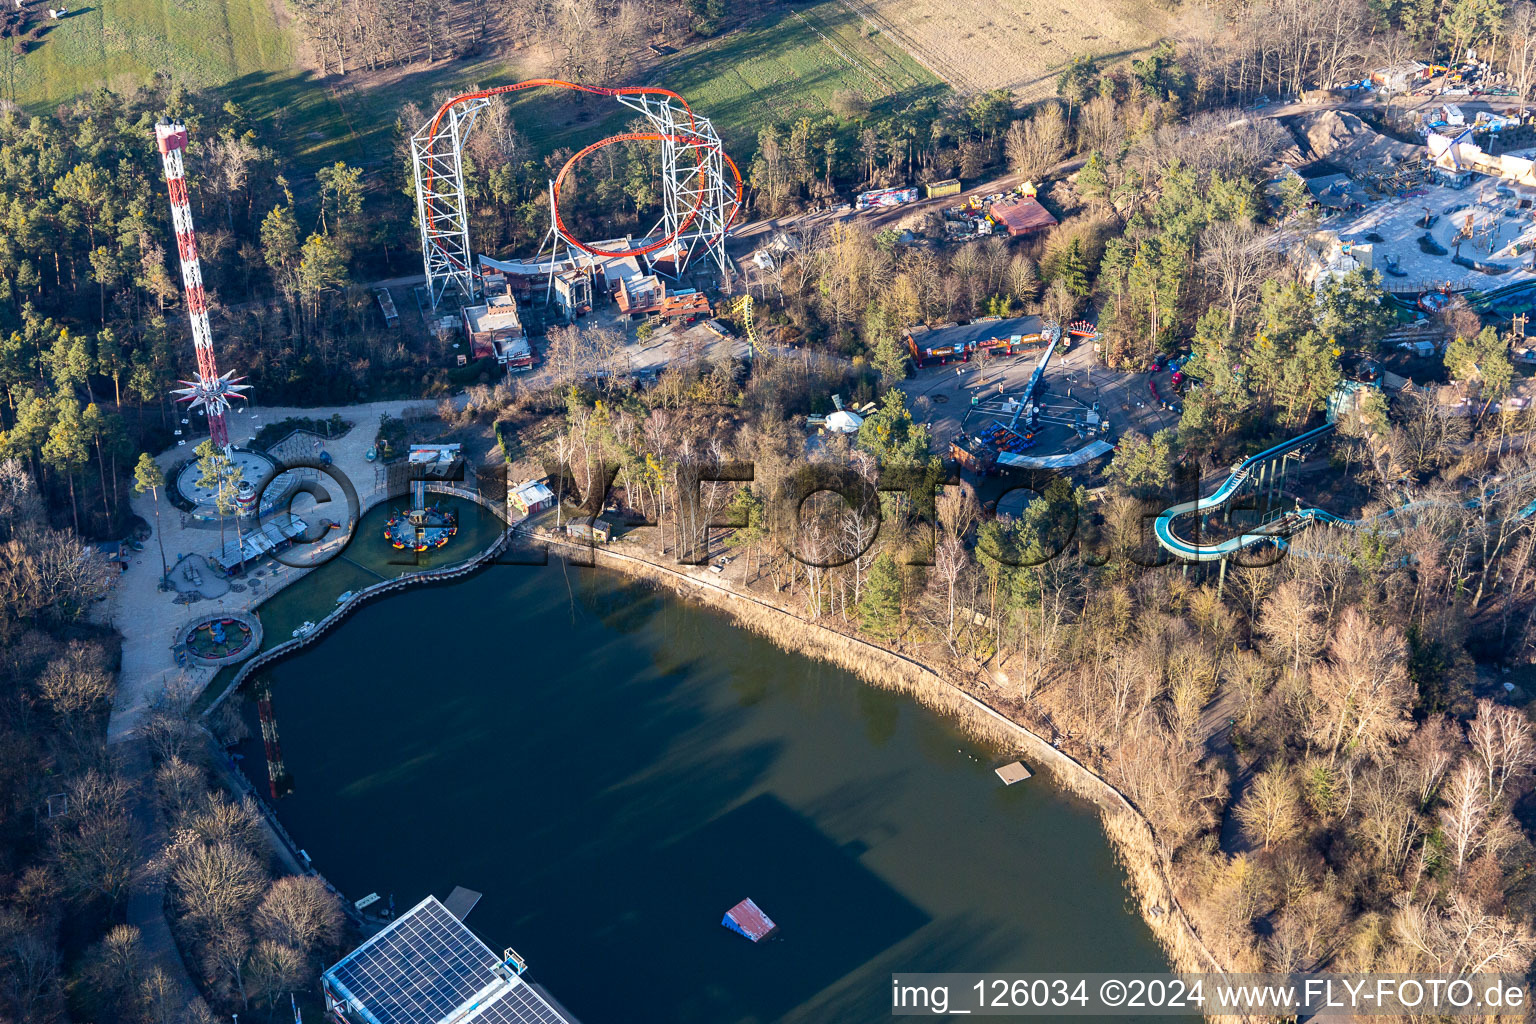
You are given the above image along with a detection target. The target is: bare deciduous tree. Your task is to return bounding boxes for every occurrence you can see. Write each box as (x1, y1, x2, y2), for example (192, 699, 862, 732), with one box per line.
(1403, 716, 1458, 809)
(1200, 221, 1277, 331)
(1004, 106, 1068, 181)
(169, 841, 267, 933)
(186, 793, 266, 854)
(201, 924, 252, 1008)
(254, 876, 344, 956)
(1257, 579, 1325, 676)
(1467, 698, 1535, 803)
(35, 641, 112, 720)
(246, 939, 305, 1013)
(1307, 609, 1412, 762)
(1235, 766, 1304, 850)
(1438, 759, 1515, 873)
(1393, 891, 1536, 973)
(78, 924, 145, 1014)
(53, 768, 135, 907)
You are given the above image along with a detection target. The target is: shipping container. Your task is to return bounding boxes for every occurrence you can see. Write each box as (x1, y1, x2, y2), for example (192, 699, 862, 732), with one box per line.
(925, 178, 962, 198)
(565, 517, 615, 543)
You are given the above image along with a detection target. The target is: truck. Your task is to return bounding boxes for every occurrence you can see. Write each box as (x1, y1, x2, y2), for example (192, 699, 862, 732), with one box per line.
(855, 187, 918, 210)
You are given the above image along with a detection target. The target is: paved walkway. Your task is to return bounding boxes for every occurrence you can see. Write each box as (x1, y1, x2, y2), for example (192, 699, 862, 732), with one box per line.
(102, 397, 438, 744)
(98, 397, 452, 1017)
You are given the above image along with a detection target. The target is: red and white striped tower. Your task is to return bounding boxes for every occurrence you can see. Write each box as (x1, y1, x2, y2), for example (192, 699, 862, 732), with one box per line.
(156, 123, 249, 450)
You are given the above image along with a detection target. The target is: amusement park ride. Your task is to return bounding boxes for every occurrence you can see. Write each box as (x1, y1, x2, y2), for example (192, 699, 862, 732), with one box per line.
(156, 124, 251, 452)
(384, 445, 464, 552)
(411, 81, 744, 310)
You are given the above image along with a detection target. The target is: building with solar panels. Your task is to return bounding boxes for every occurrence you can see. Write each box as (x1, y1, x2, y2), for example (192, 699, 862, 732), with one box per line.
(322, 897, 576, 1024)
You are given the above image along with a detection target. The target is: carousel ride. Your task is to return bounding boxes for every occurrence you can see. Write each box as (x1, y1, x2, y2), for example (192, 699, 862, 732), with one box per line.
(384, 444, 463, 552)
(384, 502, 459, 551)
(177, 613, 262, 666)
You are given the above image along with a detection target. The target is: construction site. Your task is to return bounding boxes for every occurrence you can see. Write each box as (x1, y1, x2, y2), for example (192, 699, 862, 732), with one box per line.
(1285, 106, 1536, 301)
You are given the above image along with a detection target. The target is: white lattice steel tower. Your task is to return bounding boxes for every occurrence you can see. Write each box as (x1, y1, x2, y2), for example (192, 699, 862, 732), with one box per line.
(156, 123, 249, 450)
(600, 90, 735, 278)
(410, 102, 481, 310)
(411, 82, 742, 310)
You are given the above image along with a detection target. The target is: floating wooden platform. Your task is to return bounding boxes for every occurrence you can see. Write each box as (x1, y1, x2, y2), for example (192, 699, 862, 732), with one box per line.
(722, 898, 777, 942)
(995, 761, 1033, 785)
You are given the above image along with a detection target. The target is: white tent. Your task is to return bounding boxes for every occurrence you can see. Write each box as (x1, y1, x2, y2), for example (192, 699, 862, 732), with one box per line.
(825, 409, 864, 434)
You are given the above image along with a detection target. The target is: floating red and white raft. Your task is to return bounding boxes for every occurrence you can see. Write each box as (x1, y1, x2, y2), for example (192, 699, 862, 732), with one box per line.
(721, 898, 777, 942)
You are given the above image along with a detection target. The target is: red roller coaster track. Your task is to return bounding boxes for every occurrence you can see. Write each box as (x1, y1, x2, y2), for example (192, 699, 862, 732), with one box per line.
(421, 80, 743, 262)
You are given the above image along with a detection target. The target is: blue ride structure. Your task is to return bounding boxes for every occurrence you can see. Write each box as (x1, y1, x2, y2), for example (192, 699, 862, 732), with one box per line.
(1154, 422, 1536, 565)
(1152, 423, 1338, 562)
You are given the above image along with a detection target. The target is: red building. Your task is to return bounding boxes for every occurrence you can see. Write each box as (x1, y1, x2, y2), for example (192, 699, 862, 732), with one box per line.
(988, 198, 1058, 238)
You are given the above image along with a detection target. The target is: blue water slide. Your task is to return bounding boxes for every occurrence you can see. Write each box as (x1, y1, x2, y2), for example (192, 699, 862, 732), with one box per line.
(1155, 433, 1536, 563)
(1152, 423, 1337, 562)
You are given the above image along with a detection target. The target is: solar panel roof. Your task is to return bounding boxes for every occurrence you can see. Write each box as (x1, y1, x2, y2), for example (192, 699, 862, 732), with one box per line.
(467, 984, 571, 1024)
(324, 897, 572, 1024)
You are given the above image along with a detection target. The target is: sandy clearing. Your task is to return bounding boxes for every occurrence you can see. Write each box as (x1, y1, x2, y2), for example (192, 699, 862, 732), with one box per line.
(841, 0, 1172, 98)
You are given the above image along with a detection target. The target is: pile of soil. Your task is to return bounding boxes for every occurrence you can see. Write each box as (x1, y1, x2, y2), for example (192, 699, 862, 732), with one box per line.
(1286, 110, 1419, 176)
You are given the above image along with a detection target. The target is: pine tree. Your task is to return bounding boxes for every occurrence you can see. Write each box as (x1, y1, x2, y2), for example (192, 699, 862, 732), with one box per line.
(724, 487, 767, 580)
(96, 328, 124, 408)
(194, 439, 245, 554)
(1077, 150, 1109, 201)
(134, 453, 169, 583)
(80, 403, 112, 527)
(1060, 237, 1090, 297)
(7, 390, 54, 485)
(858, 551, 902, 642)
(42, 394, 89, 533)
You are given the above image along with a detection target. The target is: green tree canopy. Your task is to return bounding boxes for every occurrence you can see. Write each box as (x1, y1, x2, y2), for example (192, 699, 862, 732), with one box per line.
(1445, 325, 1514, 398)
(1317, 268, 1395, 348)
(857, 550, 902, 641)
(1106, 428, 1176, 493)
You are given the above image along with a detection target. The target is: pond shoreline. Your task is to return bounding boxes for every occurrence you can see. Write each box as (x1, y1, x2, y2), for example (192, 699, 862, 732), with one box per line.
(539, 536, 1228, 980)
(208, 517, 1227, 983)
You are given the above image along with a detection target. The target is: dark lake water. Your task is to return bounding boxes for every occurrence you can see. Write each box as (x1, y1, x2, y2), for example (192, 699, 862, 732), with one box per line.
(242, 561, 1182, 1023)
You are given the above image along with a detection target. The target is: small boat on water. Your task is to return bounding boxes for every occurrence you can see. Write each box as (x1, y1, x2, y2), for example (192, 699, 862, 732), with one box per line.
(335, 591, 355, 604)
(292, 621, 317, 639)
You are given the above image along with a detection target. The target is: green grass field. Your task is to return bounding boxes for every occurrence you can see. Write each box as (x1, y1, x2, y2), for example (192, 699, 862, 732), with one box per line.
(657, 1, 944, 150)
(9, 0, 518, 180)
(13, 0, 293, 105)
(484, 2, 948, 174)
(11, 0, 945, 185)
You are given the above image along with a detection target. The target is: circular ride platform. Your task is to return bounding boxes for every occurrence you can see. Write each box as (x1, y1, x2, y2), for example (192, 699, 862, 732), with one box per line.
(177, 612, 263, 666)
(174, 447, 290, 520)
(384, 503, 459, 552)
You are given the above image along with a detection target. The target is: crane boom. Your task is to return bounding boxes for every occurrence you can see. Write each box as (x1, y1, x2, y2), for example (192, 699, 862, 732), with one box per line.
(1009, 320, 1062, 430)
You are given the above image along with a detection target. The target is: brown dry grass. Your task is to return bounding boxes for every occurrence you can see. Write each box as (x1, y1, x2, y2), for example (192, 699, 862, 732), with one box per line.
(837, 0, 1172, 99)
